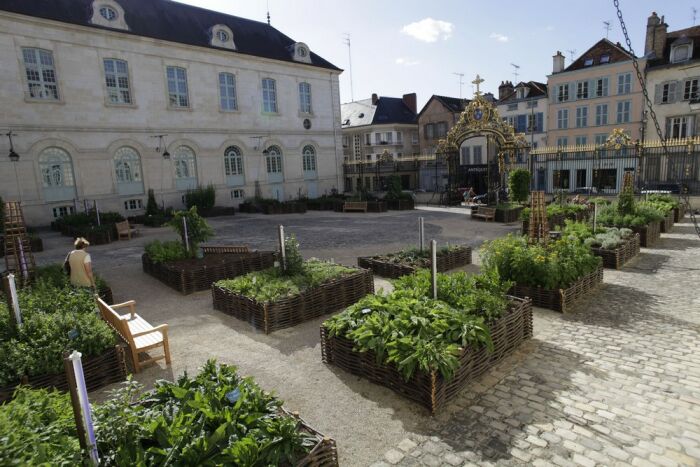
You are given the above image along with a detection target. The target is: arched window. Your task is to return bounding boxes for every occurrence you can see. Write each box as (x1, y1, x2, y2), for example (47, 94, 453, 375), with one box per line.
(173, 146, 196, 179)
(266, 145, 282, 174)
(39, 147, 74, 187)
(302, 145, 316, 172)
(224, 146, 243, 176)
(114, 147, 142, 183)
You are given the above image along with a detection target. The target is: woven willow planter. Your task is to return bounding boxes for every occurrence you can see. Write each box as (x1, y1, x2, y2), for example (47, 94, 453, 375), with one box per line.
(321, 296, 532, 413)
(386, 199, 415, 210)
(212, 268, 374, 333)
(509, 264, 604, 313)
(357, 246, 472, 279)
(284, 408, 339, 467)
(142, 251, 276, 295)
(590, 234, 640, 269)
(631, 220, 661, 247)
(660, 210, 675, 233)
(674, 205, 686, 223)
(0, 344, 127, 403)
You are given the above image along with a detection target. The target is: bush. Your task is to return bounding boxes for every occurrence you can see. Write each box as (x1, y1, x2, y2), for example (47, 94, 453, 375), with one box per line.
(169, 206, 214, 253)
(508, 169, 530, 204)
(144, 240, 189, 263)
(145, 188, 159, 216)
(283, 234, 304, 276)
(184, 184, 216, 211)
(597, 202, 664, 228)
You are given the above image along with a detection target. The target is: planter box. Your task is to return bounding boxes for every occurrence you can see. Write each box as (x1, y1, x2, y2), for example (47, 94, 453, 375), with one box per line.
(386, 199, 415, 210)
(212, 268, 374, 333)
(495, 206, 523, 223)
(143, 251, 276, 295)
(357, 246, 472, 279)
(0, 345, 128, 403)
(284, 408, 339, 467)
(674, 205, 686, 223)
(61, 224, 113, 245)
(590, 234, 640, 269)
(199, 206, 236, 218)
(631, 220, 661, 247)
(321, 296, 532, 413)
(660, 210, 675, 233)
(509, 264, 604, 313)
(307, 200, 344, 211)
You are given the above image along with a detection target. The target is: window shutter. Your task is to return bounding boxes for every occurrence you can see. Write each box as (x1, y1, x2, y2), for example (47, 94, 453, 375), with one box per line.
(569, 83, 575, 101)
(536, 113, 544, 132)
(669, 82, 678, 103)
(654, 84, 661, 104)
(603, 77, 609, 96)
(517, 115, 527, 132)
(665, 118, 671, 138)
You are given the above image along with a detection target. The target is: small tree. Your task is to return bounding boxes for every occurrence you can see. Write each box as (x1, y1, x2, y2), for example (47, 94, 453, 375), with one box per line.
(508, 169, 530, 204)
(617, 171, 636, 216)
(169, 206, 214, 255)
(145, 189, 159, 216)
(282, 234, 304, 276)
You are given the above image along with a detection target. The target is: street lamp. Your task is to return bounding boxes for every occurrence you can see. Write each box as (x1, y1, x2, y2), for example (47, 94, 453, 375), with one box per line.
(6, 130, 21, 201)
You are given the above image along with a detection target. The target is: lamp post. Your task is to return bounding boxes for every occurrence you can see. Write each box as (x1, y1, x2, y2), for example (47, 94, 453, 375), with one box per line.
(6, 130, 21, 201)
(151, 135, 170, 209)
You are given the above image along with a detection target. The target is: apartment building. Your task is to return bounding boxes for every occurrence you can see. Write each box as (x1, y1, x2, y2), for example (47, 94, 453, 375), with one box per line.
(496, 81, 548, 149)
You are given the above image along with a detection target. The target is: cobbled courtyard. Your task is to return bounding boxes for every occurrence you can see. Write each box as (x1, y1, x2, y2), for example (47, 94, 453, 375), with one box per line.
(32, 209, 700, 466)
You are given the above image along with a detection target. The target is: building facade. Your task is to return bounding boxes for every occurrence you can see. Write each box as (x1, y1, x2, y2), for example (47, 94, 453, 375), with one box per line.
(496, 81, 548, 149)
(341, 93, 419, 192)
(0, 0, 343, 225)
(547, 39, 645, 148)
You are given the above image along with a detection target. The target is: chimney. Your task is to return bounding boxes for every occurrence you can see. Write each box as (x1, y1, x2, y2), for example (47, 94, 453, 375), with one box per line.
(498, 80, 514, 100)
(644, 11, 668, 58)
(552, 51, 565, 73)
(402, 93, 417, 114)
(371, 93, 379, 105)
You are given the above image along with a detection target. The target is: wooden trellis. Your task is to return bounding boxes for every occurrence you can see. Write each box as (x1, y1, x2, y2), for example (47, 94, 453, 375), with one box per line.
(528, 191, 548, 244)
(3, 201, 35, 285)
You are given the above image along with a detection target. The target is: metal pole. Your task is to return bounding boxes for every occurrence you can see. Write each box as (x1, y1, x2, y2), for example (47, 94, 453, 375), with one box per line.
(419, 217, 425, 252)
(278, 225, 286, 271)
(2, 275, 20, 331)
(94, 201, 100, 226)
(7, 274, 21, 326)
(182, 217, 189, 252)
(68, 351, 100, 465)
(83, 199, 89, 215)
(16, 237, 28, 282)
(64, 353, 87, 455)
(593, 202, 598, 233)
(431, 239, 438, 300)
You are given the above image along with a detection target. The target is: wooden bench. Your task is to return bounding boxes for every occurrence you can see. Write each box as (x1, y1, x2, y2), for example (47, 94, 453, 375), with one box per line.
(116, 220, 139, 240)
(96, 296, 171, 373)
(472, 206, 496, 222)
(201, 245, 250, 255)
(343, 201, 368, 213)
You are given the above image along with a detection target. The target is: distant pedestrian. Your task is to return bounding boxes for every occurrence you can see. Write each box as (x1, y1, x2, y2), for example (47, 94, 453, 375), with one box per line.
(65, 237, 96, 289)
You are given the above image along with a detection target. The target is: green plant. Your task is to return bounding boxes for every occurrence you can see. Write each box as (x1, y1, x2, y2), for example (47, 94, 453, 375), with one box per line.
(144, 240, 189, 263)
(597, 202, 664, 228)
(169, 206, 214, 253)
(508, 169, 530, 204)
(368, 245, 463, 269)
(283, 234, 304, 276)
(145, 188, 160, 216)
(184, 184, 216, 211)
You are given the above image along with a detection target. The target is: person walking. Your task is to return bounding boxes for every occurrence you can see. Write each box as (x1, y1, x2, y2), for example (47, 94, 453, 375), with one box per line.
(65, 237, 96, 289)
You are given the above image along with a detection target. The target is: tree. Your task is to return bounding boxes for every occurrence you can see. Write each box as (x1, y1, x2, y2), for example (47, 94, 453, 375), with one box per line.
(508, 169, 531, 204)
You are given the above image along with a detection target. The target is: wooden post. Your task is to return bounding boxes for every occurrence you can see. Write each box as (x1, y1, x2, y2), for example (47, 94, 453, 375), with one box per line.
(419, 217, 425, 252)
(431, 239, 438, 300)
(593, 202, 598, 233)
(278, 225, 286, 271)
(182, 217, 189, 252)
(67, 351, 100, 465)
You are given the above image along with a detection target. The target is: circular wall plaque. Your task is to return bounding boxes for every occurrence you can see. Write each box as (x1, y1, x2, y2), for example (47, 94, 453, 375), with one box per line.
(303, 118, 311, 130)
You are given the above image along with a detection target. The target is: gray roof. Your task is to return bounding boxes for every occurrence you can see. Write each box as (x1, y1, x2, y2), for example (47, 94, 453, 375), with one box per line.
(341, 99, 376, 128)
(341, 96, 417, 129)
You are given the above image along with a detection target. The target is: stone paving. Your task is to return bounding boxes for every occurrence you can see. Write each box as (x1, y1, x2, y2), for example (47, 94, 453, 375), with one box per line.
(373, 222, 700, 467)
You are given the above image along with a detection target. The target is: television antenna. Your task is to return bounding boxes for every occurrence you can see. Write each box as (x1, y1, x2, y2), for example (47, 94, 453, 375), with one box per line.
(452, 72, 465, 98)
(566, 49, 577, 63)
(510, 63, 520, 82)
(694, 7, 698, 25)
(343, 33, 354, 101)
(603, 21, 612, 39)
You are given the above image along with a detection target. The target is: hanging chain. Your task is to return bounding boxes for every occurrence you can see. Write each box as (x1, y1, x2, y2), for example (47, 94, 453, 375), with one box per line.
(614, 0, 700, 237)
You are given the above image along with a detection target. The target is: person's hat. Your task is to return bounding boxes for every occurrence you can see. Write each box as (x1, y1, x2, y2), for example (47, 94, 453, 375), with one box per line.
(74, 237, 90, 248)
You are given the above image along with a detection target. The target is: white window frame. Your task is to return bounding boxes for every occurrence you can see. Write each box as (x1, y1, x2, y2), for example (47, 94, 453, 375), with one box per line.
(219, 72, 237, 111)
(123, 199, 143, 211)
(166, 66, 189, 108)
(262, 78, 278, 113)
(173, 146, 196, 179)
(39, 147, 74, 187)
(104, 58, 131, 105)
(52, 206, 75, 218)
(557, 84, 569, 102)
(411, 131, 419, 144)
(557, 109, 568, 129)
(298, 82, 312, 114)
(671, 44, 692, 63)
(576, 81, 589, 99)
(616, 101, 631, 123)
(595, 104, 608, 126)
(595, 78, 608, 97)
(668, 116, 692, 139)
(99, 6, 118, 21)
(683, 78, 699, 101)
(575, 106, 588, 128)
(556, 137, 568, 147)
(375, 132, 381, 144)
(396, 131, 403, 143)
(302, 145, 317, 172)
(266, 145, 283, 173)
(617, 73, 631, 95)
(22, 47, 60, 100)
(386, 132, 393, 143)
(224, 146, 243, 176)
(114, 147, 142, 183)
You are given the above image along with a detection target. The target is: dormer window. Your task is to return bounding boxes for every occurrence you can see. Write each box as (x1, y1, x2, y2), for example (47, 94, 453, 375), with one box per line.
(584, 58, 594, 66)
(99, 6, 117, 20)
(211, 25, 236, 50)
(90, 1, 129, 30)
(291, 42, 312, 64)
(600, 55, 610, 64)
(672, 44, 692, 63)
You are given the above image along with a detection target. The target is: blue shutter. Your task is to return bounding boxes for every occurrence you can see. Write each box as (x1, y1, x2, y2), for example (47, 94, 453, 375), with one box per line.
(517, 115, 527, 132)
(536, 113, 544, 132)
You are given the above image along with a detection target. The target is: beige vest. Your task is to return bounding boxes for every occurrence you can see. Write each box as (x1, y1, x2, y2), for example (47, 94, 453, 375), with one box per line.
(68, 250, 92, 287)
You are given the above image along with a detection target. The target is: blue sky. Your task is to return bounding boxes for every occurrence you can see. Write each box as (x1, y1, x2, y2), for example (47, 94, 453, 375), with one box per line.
(180, 1, 699, 109)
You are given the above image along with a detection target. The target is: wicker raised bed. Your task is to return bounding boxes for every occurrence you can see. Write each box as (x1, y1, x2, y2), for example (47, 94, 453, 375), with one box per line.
(142, 251, 276, 295)
(660, 210, 675, 233)
(240, 202, 307, 215)
(674, 205, 686, 222)
(212, 268, 374, 333)
(283, 408, 339, 467)
(386, 199, 415, 210)
(357, 246, 472, 279)
(590, 234, 640, 269)
(495, 206, 523, 223)
(321, 296, 532, 413)
(0, 344, 128, 403)
(509, 264, 604, 313)
(631, 220, 661, 247)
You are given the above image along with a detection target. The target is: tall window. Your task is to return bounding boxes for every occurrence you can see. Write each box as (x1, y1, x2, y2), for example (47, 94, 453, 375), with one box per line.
(557, 109, 569, 129)
(166, 66, 189, 107)
(299, 82, 312, 113)
(557, 137, 568, 147)
(224, 146, 243, 175)
(595, 134, 608, 146)
(576, 81, 589, 99)
(557, 84, 569, 102)
(684, 79, 699, 101)
(365, 133, 371, 145)
(575, 106, 588, 127)
(616, 101, 631, 123)
(396, 131, 403, 143)
(473, 146, 483, 164)
(266, 145, 282, 173)
(375, 132, 381, 144)
(668, 116, 692, 139)
(302, 145, 316, 171)
(575, 136, 587, 146)
(460, 146, 470, 165)
(386, 132, 393, 143)
(219, 72, 237, 111)
(617, 73, 631, 95)
(262, 78, 277, 113)
(595, 104, 608, 126)
(104, 59, 131, 104)
(662, 82, 677, 103)
(39, 147, 74, 187)
(411, 131, 419, 144)
(173, 146, 196, 179)
(22, 48, 59, 100)
(114, 147, 142, 183)
(595, 78, 608, 97)
(425, 124, 434, 139)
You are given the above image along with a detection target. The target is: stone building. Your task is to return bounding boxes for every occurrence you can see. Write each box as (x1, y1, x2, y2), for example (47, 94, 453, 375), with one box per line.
(547, 39, 646, 148)
(496, 81, 548, 149)
(340, 93, 419, 192)
(0, 0, 343, 224)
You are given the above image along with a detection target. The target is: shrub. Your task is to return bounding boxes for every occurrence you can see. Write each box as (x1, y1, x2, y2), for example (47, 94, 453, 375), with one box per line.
(145, 188, 159, 216)
(184, 184, 216, 211)
(283, 234, 304, 276)
(169, 206, 214, 253)
(597, 202, 664, 228)
(508, 169, 530, 204)
(144, 240, 189, 263)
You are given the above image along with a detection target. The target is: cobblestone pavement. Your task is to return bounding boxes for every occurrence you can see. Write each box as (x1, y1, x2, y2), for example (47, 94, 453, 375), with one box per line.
(374, 222, 700, 467)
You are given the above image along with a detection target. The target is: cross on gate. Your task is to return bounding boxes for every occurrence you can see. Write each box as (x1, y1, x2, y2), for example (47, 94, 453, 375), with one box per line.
(472, 74, 484, 96)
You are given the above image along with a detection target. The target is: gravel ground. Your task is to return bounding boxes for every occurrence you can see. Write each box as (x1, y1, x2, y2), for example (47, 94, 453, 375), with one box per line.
(30, 208, 519, 466)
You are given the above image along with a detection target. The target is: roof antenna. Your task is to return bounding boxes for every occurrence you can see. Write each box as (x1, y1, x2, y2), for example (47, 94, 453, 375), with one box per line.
(603, 21, 612, 39)
(566, 49, 577, 63)
(510, 63, 520, 82)
(266, 0, 270, 25)
(452, 72, 465, 98)
(694, 7, 697, 26)
(343, 33, 354, 101)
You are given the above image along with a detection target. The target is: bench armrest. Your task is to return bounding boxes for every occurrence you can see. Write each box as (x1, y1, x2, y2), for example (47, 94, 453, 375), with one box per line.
(112, 300, 136, 318)
(131, 323, 168, 338)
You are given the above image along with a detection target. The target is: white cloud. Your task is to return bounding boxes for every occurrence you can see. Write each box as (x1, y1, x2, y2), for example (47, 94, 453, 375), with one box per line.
(395, 57, 420, 66)
(489, 32, 509, 43)
(401, 18, 454, 43)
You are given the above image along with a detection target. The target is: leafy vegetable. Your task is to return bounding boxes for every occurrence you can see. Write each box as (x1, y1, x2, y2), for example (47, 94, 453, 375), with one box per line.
(144, 240, 189, 263)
